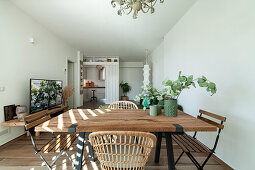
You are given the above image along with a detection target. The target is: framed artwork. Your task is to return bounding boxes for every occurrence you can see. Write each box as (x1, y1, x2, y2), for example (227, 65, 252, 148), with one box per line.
(4, 105, 16, 121)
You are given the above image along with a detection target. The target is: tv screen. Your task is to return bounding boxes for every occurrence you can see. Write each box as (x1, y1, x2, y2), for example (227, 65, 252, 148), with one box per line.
(30, 79, 62, 114)
(48, 80, 62, 108)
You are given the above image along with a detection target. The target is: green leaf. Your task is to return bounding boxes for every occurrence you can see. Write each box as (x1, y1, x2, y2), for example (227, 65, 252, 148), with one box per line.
(187, 75, 193, 82)
(197, 78, 205, 83)
(211, 89, 217, 94)
(191, 82, 196, 88)
(178, 71, 182, 78)
(199, 82, 208, 87)
(202, 76, 207, 81)
(208, 82, 216, 89)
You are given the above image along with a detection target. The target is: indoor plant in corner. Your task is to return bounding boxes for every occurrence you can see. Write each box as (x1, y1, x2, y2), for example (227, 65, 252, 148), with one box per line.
(161, 71, 217, 117)
(120, 81, 131, 101)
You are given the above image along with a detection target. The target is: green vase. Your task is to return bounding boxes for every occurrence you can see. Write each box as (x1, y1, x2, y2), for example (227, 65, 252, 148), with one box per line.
(157, 105, 162, 114)
(164, 99, 178, 117)
(150, 105, 158, 116)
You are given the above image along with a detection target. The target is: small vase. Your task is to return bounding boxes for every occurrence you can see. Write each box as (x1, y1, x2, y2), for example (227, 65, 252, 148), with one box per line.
(164, 99, 178, 117)
(150, 105, 158, 116)
(157, 105, 162, 114)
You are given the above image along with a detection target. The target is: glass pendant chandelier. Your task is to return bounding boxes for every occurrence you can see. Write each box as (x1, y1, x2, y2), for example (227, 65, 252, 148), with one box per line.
(111, 0, 164, 19)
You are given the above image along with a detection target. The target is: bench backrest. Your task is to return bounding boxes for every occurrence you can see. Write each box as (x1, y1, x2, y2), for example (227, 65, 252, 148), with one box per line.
(197, 109, 226, 130)
(24, 110, 51, 130)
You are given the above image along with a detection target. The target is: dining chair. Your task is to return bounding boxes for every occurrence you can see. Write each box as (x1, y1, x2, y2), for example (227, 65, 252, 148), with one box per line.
(89, 131, 156, 170)
(173, 109, 226, 170)
(24, 112, 77, 170)
(108, 101, 138, 109)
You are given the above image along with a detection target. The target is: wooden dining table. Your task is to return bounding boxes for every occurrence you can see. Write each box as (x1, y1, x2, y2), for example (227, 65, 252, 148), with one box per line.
(35, 109, 217, 170)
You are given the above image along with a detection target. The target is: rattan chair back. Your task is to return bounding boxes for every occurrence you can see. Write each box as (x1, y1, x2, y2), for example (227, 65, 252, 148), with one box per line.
(108, 101, 138, 110)
(89, 131, 156, 170)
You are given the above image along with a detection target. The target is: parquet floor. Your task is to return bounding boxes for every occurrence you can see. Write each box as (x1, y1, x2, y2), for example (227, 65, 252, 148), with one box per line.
(0, 133, 233, 170)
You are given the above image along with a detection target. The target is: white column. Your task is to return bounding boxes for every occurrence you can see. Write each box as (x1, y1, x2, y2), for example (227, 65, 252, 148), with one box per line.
(143, 64, 150, 88)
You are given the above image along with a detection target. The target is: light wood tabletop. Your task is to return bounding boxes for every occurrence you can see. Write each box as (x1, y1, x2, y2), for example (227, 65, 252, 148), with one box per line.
(35, 109, 217, 133)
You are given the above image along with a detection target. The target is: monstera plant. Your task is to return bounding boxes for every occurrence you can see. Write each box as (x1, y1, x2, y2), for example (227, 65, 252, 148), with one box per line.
(161, 71, 217, 117)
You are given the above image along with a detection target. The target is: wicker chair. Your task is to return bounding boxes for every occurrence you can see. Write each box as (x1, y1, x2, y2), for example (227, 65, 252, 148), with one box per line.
(108, 101, 138, 110)
(89, 131, 156, 170)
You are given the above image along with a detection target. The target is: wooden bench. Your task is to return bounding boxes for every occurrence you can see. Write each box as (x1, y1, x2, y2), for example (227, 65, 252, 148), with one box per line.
(1, 106, 68, 136)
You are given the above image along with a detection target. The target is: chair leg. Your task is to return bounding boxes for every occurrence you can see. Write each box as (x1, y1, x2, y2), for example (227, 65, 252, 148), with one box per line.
(201, 152, 213, 169)
(86, 132, 95, 161)
(37, 152, 51, 170)
(65, 152, 75, 168)
(186, 152, 202, 170)
(50, 150, 64, 167)
(175, 151, 184, 165)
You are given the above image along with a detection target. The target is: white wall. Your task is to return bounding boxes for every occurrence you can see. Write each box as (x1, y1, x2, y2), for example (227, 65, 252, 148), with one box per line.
(150, 41, 164, 90)
(0, 1, 78, 145)
(151, 0, 255, 169)
(119, 62, 144, 100)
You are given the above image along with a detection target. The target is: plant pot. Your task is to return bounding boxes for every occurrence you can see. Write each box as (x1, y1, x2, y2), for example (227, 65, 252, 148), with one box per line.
(150, 105, 158, 116)
(157, 105, 162, 114)
(164, 99, 178, 117)
(121, 96, 129, 101)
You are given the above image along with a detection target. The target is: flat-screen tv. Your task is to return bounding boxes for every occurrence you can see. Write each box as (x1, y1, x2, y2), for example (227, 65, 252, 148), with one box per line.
(30, 79, 62, 114)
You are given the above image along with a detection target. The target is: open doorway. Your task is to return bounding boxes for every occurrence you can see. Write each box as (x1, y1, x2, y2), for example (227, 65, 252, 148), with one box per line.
(67, 60, 74, 108)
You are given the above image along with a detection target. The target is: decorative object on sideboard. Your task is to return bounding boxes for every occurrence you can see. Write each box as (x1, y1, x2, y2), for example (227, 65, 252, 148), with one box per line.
(4, 105, 16, 121)
(62, 85, 74, 106)
(16, 105, 28, 121)
(111, 0, 164, 19)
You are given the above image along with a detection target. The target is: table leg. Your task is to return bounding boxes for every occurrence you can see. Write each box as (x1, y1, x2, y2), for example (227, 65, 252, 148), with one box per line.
(154, 132, 162, 163)
(165, 132, 175, 170)
(86, 132, 95, 161)
(75, 132, 85, 170)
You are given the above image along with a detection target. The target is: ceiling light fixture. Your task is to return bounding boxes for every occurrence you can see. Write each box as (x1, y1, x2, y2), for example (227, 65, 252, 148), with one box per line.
(111, 0, 164, 19)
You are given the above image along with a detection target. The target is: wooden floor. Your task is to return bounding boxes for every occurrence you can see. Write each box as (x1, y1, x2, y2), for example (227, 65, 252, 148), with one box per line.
(0, 133, 233, 170)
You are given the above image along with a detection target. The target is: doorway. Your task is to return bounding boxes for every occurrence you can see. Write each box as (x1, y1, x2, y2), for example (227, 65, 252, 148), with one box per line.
(67, 60, 74, 108)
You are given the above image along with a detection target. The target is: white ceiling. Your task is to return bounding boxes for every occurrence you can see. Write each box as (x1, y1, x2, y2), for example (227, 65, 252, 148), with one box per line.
(11, 0, 196, 61)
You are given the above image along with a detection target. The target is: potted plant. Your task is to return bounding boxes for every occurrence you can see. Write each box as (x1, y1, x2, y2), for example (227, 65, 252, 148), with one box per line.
(161, 71, 217, 117)
(120, 81, 131, 101)
(134, 85, 162, 116)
